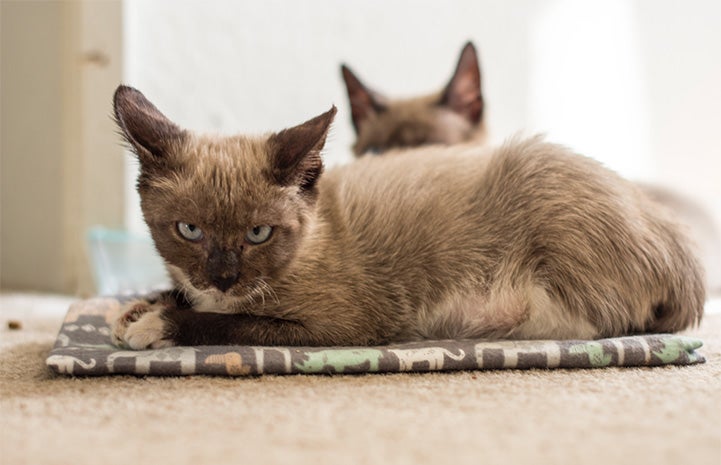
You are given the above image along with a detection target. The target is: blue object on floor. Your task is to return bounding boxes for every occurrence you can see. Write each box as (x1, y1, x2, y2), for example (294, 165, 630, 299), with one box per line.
(86, 227, 169, 295)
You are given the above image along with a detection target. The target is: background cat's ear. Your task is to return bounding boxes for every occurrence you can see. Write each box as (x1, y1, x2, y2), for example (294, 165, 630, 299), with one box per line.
(268, 106, 337, 194)
(341, 65, 387, 134)
(439, 42, 484, 125)
(113, 85, 186, 167)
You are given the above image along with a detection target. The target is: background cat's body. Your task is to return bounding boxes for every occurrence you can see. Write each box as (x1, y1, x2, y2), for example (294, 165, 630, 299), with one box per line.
(111, 86, 704, 348)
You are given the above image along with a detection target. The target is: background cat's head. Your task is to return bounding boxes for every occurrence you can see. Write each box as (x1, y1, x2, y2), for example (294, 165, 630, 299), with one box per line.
(113, 85, 335, 306)
(341, 41, 486, 156)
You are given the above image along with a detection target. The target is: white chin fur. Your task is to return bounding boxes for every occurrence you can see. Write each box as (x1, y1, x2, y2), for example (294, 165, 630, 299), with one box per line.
(192, 290, 247, 314)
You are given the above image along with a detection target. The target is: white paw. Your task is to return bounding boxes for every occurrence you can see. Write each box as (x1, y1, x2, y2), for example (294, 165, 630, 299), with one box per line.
(111, 300, 174, 350)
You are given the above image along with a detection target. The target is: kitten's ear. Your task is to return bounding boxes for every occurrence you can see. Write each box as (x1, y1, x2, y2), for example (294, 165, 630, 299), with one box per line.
(113, 85, 186, 168)
(340, 65, 387, 133)
(268, 106, 337, 194)
(440, 42, 483, 125)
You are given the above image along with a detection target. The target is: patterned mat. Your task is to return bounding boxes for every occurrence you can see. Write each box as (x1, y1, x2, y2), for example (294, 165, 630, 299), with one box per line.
(46, 297, 705, 376)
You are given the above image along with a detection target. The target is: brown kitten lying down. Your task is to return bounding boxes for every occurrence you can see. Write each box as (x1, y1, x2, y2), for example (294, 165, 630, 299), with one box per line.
(111, 85, 704, 349)
(343, 41, 721, 295)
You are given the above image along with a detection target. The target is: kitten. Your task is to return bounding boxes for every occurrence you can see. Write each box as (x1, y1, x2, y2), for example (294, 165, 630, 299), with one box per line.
(343, 41, 721, 295)
(111, 85, 704, 349)
(341, 41, 487, 157)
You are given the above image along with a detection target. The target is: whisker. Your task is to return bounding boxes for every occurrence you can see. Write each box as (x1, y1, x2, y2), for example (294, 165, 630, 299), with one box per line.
(260, 278, 280, 305)
(246, 277, 279, 309)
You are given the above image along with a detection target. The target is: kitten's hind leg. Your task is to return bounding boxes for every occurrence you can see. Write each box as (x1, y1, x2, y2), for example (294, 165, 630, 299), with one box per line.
(501, 283, 599, 340)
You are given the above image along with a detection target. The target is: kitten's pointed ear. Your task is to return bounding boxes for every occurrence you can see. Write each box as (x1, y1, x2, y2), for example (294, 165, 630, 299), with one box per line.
(341, 64, 387, 134)
(113, 85, 186, 167)
(268, 106, 337, 195)
(440, 42, 483, 125)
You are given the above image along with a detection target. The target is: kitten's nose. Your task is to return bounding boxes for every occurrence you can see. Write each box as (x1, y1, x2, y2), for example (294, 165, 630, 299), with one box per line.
(207, 247, 240, 292)
(211, 274, 239, 292)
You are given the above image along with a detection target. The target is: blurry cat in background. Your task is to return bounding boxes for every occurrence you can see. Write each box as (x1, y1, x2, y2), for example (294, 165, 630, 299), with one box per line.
(341, 42, 721, 295)
(341, 42, 487, 157)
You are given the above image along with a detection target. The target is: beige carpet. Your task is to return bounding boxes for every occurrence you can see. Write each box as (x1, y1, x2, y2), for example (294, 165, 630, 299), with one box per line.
(1, 293, 719, 465)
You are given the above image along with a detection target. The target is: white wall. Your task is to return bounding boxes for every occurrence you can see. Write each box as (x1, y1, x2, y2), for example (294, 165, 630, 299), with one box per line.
(123, 0, 721, 234)
(526, 0, 721, 226)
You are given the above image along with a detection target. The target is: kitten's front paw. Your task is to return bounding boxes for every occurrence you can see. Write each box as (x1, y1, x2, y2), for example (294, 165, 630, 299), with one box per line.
(111, 300, 174, 350)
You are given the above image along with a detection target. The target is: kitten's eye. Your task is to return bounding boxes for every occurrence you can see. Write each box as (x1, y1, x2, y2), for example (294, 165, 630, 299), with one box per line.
(177, 222, 203, 242)
(246, 225, 273, 244)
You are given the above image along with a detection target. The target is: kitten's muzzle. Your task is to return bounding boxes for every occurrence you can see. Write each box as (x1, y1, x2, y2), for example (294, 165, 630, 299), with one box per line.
(207, 248, 241, 293)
